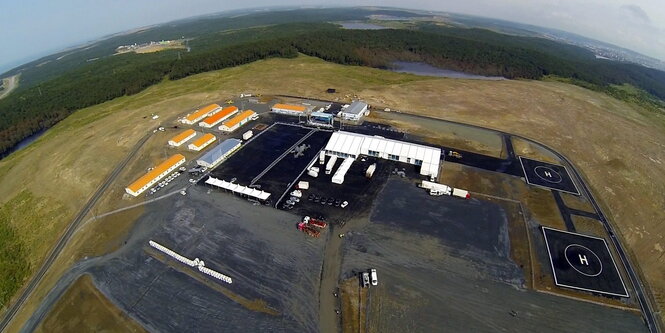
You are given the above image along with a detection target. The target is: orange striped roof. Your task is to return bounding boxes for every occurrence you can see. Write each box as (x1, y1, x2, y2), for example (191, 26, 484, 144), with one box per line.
(223, 110, 256, 128)
(190, 133, 216, 147)
(201, 106, 238, 125)
(186, 104, 221, 122)
(169, 129, 196, 144)
(273, 103, 306, 112)
(127, 154, 185, 193)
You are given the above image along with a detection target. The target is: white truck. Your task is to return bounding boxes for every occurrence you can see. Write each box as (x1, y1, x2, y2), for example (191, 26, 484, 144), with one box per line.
(362, 272, 370, 288)
(242, 130, 253, 140)
(420, 180, 470, 199)
(308, 166, 319, 178)
(319, 151, 326, 165)
(370, 269, 378, 286)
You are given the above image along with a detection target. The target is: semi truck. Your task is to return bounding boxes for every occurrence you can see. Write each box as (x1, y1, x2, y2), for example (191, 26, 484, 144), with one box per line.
(325, 155, 338, 175)
(419, 180, 470, 199)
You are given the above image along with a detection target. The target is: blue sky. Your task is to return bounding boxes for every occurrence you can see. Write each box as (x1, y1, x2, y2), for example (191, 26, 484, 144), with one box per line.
(1, 0, 664, 73)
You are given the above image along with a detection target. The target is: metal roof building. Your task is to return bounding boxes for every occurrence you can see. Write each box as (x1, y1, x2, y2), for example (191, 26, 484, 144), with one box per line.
(196, 138, 242, 168)
(324, 131, 441, 178)
(184, 104, 222, 124)
(219, 110, 256, 132)
(168, 129, 196, 146)
(271, 103, 307, 116)
(199, 106, 239, 128)
(188, 133, 216, 151)
(126, 154, 186, 196)
(339, 101, 369, 121)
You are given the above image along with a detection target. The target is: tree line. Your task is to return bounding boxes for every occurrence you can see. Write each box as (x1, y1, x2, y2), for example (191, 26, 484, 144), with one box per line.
(1, 24, 663, 156)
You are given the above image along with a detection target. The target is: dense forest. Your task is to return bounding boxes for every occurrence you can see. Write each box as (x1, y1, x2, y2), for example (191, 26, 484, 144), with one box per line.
(1, 12, 664, 156)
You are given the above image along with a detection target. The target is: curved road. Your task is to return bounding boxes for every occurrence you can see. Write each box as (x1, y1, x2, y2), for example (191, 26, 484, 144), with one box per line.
(0, 130, 153, 332)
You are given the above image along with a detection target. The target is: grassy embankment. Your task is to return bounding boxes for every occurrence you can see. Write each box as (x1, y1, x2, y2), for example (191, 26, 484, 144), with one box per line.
(1, 55, 664, 329)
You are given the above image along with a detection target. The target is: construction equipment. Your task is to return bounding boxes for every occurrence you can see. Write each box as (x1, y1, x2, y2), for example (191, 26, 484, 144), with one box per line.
(448, 151, 462, 159)
(303, 216, 327, 229)
(297, 222, 321, 238)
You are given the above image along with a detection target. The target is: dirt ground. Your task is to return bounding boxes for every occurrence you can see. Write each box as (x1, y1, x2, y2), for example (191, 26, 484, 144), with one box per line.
(339, 278, 368, 333)
(2, 55, 664, 328)
(33, 275, 145, 333)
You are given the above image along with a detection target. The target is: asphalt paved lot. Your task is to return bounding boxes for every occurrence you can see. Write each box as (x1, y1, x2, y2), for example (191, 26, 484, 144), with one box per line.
(26, 186, 325, 333)
(339, 177, 647, 332)
(211, 123, 311, 184)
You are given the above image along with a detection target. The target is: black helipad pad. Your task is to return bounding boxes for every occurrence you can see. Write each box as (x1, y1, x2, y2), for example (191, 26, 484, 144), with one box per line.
(519, 157, 579, 195)
(542, 227, 628, 297)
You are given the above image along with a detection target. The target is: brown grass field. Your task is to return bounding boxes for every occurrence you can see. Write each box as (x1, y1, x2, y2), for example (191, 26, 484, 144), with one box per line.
(1, 55, 664, 329)
(34, 275, 145, 333)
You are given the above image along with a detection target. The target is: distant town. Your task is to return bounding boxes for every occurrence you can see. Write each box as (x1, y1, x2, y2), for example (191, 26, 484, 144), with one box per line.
(115, 39, 188, 55)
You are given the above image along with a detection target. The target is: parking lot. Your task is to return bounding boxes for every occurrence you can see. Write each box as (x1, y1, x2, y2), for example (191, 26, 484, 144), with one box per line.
(210, 123, 313, 184)
(254, 131, 332, 196)
(280, 156, 424, 223)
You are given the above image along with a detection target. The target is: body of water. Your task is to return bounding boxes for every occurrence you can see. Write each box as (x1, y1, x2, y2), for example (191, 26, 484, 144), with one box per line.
(390, 61, 506, 80)
(340, 22, 387, 30)
(0, 129, 46, 159)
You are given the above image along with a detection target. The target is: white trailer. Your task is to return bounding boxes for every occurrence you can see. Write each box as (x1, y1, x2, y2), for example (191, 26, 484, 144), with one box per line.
(365, 163, 376, 178)
(452, 188, 470, 199)
(332, 158, 354, 184)
(326, 155, 338, 175)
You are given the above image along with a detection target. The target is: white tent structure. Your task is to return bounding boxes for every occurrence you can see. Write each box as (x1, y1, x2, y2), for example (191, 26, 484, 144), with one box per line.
(324, 131, 441, 178)
(205, 177, 271, 201)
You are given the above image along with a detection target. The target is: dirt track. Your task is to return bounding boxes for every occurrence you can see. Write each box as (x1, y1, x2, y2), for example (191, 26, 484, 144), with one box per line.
(0, 74, 19, 99)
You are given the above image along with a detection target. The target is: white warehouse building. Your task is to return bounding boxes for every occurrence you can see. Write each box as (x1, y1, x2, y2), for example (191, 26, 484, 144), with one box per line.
(323, 131, 441, 178)
(339, 101, 369, 121)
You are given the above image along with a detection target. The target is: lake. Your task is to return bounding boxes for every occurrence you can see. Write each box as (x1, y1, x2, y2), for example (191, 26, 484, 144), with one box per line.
(340, 22, 387, 30)
(0, 129, 46, 159)
(390, 61, 506, 80)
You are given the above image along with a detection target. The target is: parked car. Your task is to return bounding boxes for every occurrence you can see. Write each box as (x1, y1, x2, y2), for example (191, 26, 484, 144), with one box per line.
(362, 272, 370, 288)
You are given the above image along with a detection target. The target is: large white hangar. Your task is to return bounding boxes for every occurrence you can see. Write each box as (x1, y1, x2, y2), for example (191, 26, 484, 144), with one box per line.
(323, 131, 441, 178)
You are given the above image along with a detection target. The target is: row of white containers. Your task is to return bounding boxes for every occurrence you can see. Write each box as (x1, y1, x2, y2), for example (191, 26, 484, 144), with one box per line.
(149, 240, 233, 284)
